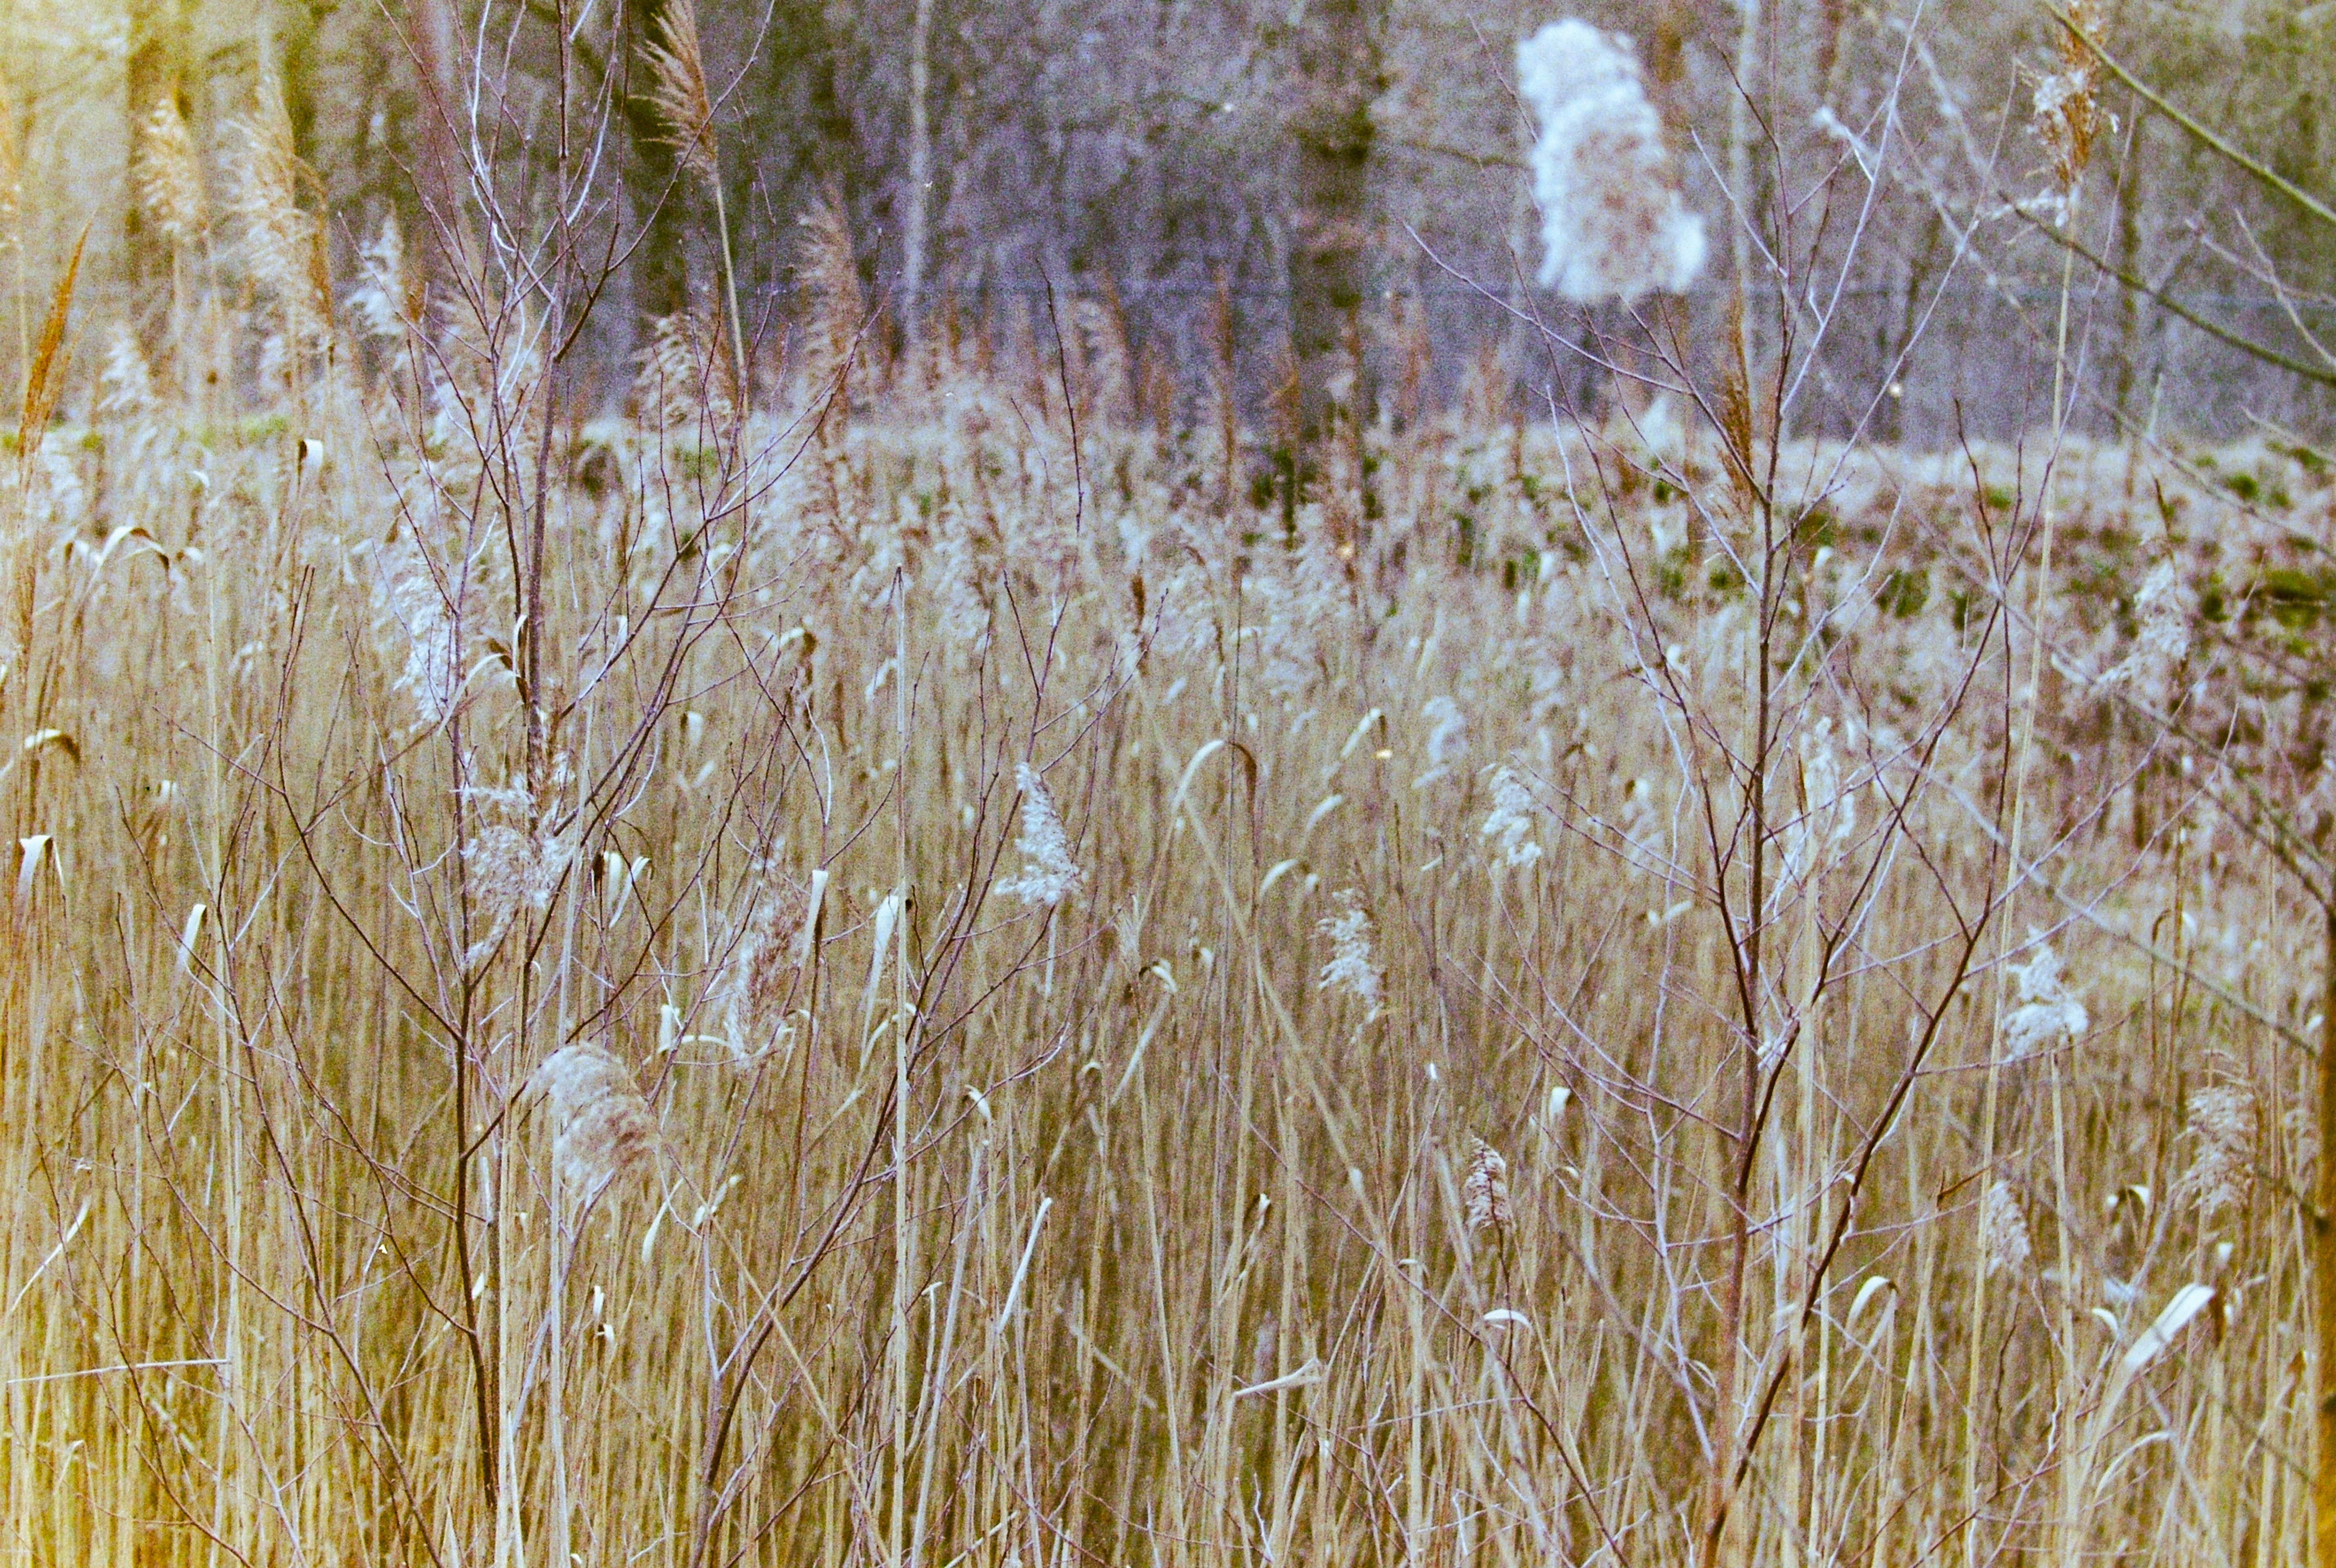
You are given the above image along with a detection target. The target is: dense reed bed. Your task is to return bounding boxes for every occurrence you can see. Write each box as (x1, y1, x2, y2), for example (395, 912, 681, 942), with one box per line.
(3, 229, 2332, 1568)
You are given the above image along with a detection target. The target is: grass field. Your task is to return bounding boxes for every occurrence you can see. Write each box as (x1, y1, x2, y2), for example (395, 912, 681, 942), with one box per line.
(2, 225, 2332, 1568)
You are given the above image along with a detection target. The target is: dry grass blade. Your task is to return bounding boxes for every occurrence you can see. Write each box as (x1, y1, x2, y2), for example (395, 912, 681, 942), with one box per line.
(19, 223, 86, 467)
(0, 70, 21, 243)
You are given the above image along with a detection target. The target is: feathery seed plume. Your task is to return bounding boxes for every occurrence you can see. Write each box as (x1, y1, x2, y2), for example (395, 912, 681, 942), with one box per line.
(1979, 1179, 2033, 1278)
(456, 768, 576, 965)
(1464, 1138, 1514, 1234)
(528, 1044, 657, 1201)
(1317, 889, 1385, 1016)
(1783, 717, 1857, 884)
(928, 512, 994, 648)
(1072, 296, 1135, 425)
(98, 327, 157, 420)
(373, 532, 461, 723)
(1481, 764, 1544, 869)
(459, 790, 574, 967)
(465, 821, 572, 922)
(645, 0, 717, 182)
(135, 98, 208, 245)
(1001, 762, 1083, 906)
(2002, 939, 2087, 1057)
(1422, 696, 1469, 769)
(798, 190, 865, 403)
(228, 78, 330, 360)
(2032, 0, 2104, 203)
(2099, 559, 2191, 704)
(1516, 20, 1706, 304)
(2173, 1082, 2253, 1222)
(635, 307, 738, 432)
(349, 216, 410, 341)
(713, 870, 810, 1061)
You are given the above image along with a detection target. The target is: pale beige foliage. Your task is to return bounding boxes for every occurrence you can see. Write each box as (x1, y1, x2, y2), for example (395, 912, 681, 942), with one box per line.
(528, 1044, 657, 1200)
(645, 0, 717, 182)
(134, 98, 207, 245)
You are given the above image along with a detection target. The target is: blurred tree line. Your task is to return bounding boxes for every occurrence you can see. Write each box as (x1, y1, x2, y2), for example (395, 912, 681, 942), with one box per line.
(0, 0, 2330, 437)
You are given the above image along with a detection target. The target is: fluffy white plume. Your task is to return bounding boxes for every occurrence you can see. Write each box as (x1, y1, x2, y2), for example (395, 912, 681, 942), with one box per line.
(1001, 763, 1083, 906)
(1481, 765, 1544, 869)
(1317, 889, 1385, 1016)
(2098, 559, 2191, 705)
(1422, 696, 1470, 768)
(1979, 1180, 2033, 1278)
(2173, 1082, 2253, 1221)
(1516, 20, 1707, 304)
(2003, 939, 2087, 1057)
(1464, 1138, 1513, 1234)
(526, 1044, 656, 1202)
(1782, 717, 1857, 885)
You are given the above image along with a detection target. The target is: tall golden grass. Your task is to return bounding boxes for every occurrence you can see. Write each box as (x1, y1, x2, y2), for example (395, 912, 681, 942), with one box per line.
(2, 63, 2332, 1568)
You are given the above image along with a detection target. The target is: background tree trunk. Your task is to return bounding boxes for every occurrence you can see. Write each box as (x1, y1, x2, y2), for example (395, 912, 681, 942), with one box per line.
(278, 0, 332, 161)
(1284, 0, 1380, 450)
(123, 0, 189, 319)
(626, 0, 693, 328)
(724, 0, 857, 366)
(900, 0, 935, 337)
(406, 0, 471, 287)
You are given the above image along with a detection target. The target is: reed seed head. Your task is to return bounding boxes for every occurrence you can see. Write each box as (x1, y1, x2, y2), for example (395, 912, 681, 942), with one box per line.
(1317, 889, 1384, 1016)
(1980, 1179, 2033, 1278)
(1481, 764, 1544, 869)
(1516, 19, 1706, 304)
(2003, 939, 2087, 1057)
(2033, 0, 2104, 202)
(1464, 1139, 1513, 1234)
(2173, 1081, 2253, 1222)
(1001, 762, 1083, 906)
(528, 1044, 657, 1201)
(135, 98, 207, 245)
(645, 0, 718, 183)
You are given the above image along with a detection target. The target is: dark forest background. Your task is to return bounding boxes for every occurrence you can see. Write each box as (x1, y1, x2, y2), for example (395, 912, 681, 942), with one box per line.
(11, 0, 2336, 441)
